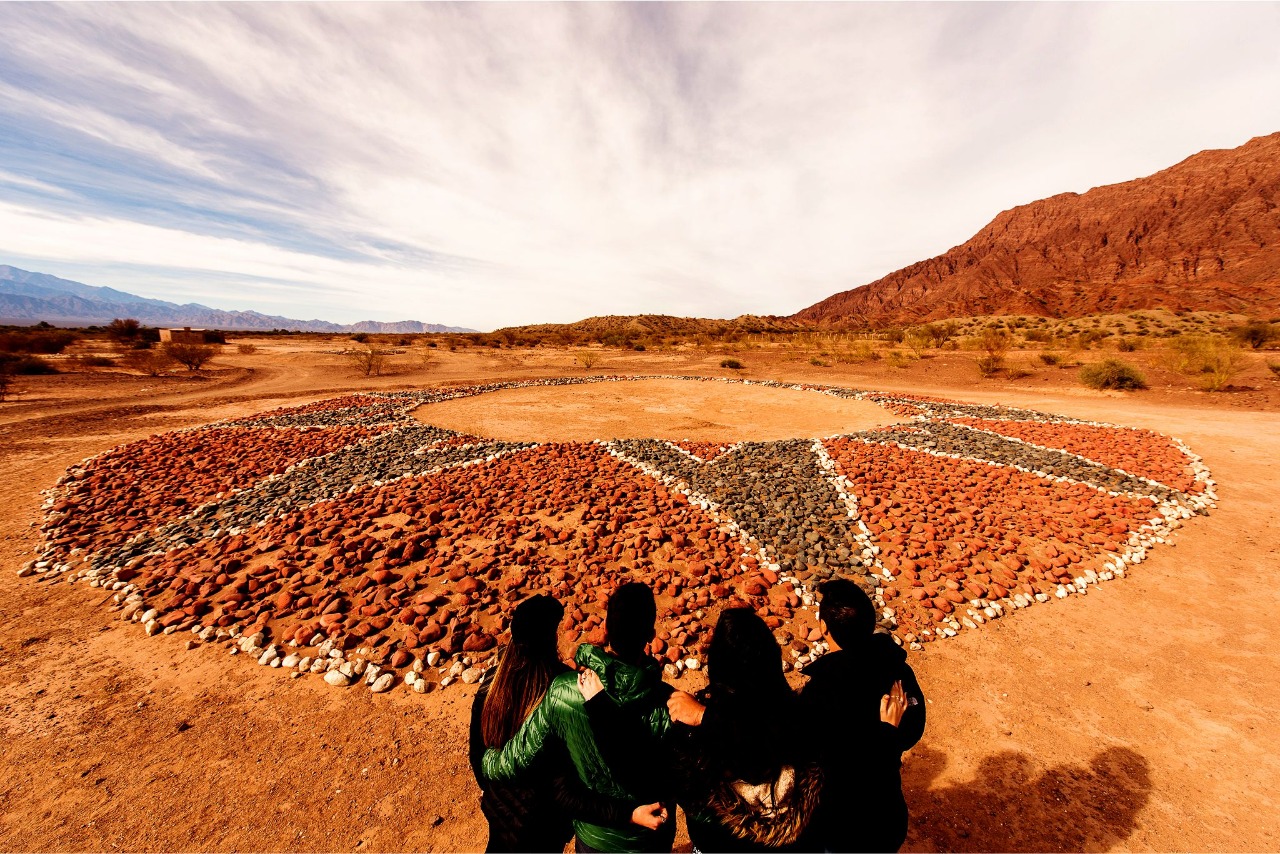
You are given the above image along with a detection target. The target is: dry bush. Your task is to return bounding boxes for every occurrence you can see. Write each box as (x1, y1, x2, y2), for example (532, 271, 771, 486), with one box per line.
(0, 365, 12, 402)
(903, 328, 932, 357)
(345, 347, 388, 376)
(976, 354, 1004, 377)
(416, 348, 435, 370)
(574, 350, 600, 370)
(123, 348, 174, 376)
(1039, 352, 1062, 366)
(1168, 336, 1243, 391)
(1269, 361, 1280, 377)
(164, 342, 216, 371)
(976, 328, 1012, 357)
(832, 340, 879, 364)
(237, 343, 258, 355)
(720, 358, 743, 370)
(886, 350, 912, 369)
(1080, 359, 1147, 390)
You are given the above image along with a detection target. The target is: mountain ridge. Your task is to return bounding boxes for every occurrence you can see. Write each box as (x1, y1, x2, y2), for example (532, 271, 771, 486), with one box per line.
(793, 132, 1280, 327)
(0, 266, 474, 333)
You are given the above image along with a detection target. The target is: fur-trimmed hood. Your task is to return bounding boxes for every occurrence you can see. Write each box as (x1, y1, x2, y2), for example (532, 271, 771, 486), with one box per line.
(706, 762, 823, 849)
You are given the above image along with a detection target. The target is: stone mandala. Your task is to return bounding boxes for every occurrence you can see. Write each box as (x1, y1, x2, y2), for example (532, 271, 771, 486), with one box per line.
(24, 377, 1215, 694)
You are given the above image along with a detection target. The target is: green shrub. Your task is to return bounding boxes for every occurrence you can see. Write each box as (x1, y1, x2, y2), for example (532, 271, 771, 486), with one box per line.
(809, 357, 828, 367)
(633, 344, 646, 352)
(1115, 337, 1140, 352)
(1039, 352, 1062, 366)
(720, 358, 743, 369)
(1080, 359, 1147, 390)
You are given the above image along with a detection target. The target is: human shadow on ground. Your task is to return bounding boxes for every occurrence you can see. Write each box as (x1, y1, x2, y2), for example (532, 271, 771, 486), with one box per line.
(902, 745, 1151, 852)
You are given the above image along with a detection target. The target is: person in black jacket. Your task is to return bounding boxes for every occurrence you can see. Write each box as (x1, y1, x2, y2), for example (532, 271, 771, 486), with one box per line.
(799, 579, 926, 853)
(467, 594, 665, 852)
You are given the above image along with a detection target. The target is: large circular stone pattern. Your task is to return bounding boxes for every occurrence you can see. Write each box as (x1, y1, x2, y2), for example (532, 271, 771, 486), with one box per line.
(28, 377, 1215, 694)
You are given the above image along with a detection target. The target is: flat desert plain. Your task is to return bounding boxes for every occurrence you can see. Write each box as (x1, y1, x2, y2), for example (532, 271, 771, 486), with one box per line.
(1, 339, 1278, 852)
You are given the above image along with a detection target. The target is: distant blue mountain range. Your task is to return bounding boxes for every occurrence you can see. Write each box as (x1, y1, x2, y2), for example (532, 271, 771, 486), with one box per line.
(0, 265, 474, 333)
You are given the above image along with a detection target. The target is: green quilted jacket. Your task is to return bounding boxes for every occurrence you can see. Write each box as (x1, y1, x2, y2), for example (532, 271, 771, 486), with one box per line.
(482, 643, 674, 852)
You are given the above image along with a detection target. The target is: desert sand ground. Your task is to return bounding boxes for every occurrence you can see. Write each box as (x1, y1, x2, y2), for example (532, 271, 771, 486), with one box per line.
(1, 340, 1278, 852)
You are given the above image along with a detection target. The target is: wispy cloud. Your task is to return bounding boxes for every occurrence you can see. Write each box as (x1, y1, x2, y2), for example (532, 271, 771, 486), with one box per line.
(1, 2, 1278, 329)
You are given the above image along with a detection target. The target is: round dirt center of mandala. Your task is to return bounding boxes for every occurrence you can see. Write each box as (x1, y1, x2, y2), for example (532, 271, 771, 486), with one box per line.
(414, 377, 900, 442)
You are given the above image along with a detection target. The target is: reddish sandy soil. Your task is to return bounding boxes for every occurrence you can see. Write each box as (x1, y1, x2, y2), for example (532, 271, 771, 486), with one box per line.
(1, 340, 1278, 852)
(418, 377, 898, 441)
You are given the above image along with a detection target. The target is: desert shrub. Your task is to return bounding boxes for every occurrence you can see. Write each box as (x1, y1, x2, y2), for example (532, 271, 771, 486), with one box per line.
(1169, 336, 1243, 391)
(164, 342, 216, 371)
(123, 348, 174, 376)
(1039, 352, 1062, 366)
(633, 344, 646, 352)
(1115, 337, 1140, 352)
(1024, 328, 1054, 343)
(1, 355, 58, 375)
(881, 328, 905, 345)
(0, 329, 76, 354)
(809, 356, 828, 367)
(1080, 359, 1148, 390)
(76, 355, 117, 368)
(720, 358, 743, 370)
(834, 341, 879, 364)
(0, 365, 12, 401)
(237, 343, 258, 355)
(1232, 320, 1279, 349)
(1269, 361, 1280, 377)
(574, 350, 599, 370)
(886, 350, 911, 369)
(350, 332, 370, 344)
(903, 328, 932, 357)
(345, 347, 388, 376)
(975, 328, 1012, 357)
(106, 318, 141, 341)
(1006, 364, 1034, 380)
(976, 354, 1004, 377)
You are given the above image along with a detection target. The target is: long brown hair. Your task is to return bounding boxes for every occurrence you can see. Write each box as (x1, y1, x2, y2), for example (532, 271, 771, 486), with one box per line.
(481, 595, 566, 748)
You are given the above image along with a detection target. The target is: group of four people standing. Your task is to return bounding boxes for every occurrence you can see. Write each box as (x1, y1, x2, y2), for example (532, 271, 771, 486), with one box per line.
(468, 579, 926, 853)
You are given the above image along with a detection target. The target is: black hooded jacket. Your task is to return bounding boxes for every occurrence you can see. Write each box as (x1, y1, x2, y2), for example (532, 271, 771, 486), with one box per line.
(798, 634, 925, 853)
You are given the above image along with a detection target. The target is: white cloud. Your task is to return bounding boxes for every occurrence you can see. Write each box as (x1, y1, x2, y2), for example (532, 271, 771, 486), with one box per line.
(0, 3, 1278, 329)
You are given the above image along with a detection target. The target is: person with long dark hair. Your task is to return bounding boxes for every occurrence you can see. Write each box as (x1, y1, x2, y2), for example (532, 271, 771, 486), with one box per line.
(585, 607, 823, 852)
(468, 594, 666, 852)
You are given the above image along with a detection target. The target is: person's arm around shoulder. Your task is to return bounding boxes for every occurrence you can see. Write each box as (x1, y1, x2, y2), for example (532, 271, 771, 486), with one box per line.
(878, 669, 925, 751)
(894, 663, 926, 751)
(481, 673, 570, 782)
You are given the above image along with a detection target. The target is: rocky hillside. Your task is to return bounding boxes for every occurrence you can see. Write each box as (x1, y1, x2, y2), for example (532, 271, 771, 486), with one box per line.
(795, 132, 1280, 328)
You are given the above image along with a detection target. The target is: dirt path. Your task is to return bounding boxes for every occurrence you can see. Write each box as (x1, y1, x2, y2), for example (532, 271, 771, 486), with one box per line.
(1, 351, 1277, 851)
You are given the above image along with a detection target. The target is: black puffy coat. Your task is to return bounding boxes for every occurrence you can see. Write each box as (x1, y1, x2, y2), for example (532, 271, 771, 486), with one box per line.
(799, 635, 926, 853)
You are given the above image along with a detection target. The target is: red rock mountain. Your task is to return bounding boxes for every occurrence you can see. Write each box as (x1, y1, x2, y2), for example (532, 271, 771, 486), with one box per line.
(794, 132, 1280, 327)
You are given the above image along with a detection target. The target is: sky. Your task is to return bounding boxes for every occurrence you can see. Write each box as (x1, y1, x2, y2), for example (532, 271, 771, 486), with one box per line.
(1, 3, 1279, 331)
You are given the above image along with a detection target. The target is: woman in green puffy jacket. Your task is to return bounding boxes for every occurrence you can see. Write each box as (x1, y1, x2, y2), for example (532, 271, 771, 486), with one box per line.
(468, 594, 665, 852)
(481, 582, 676, 853)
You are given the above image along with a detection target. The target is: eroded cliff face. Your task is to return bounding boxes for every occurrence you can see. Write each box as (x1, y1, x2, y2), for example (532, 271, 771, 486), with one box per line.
(796, 133, 1280, 327)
